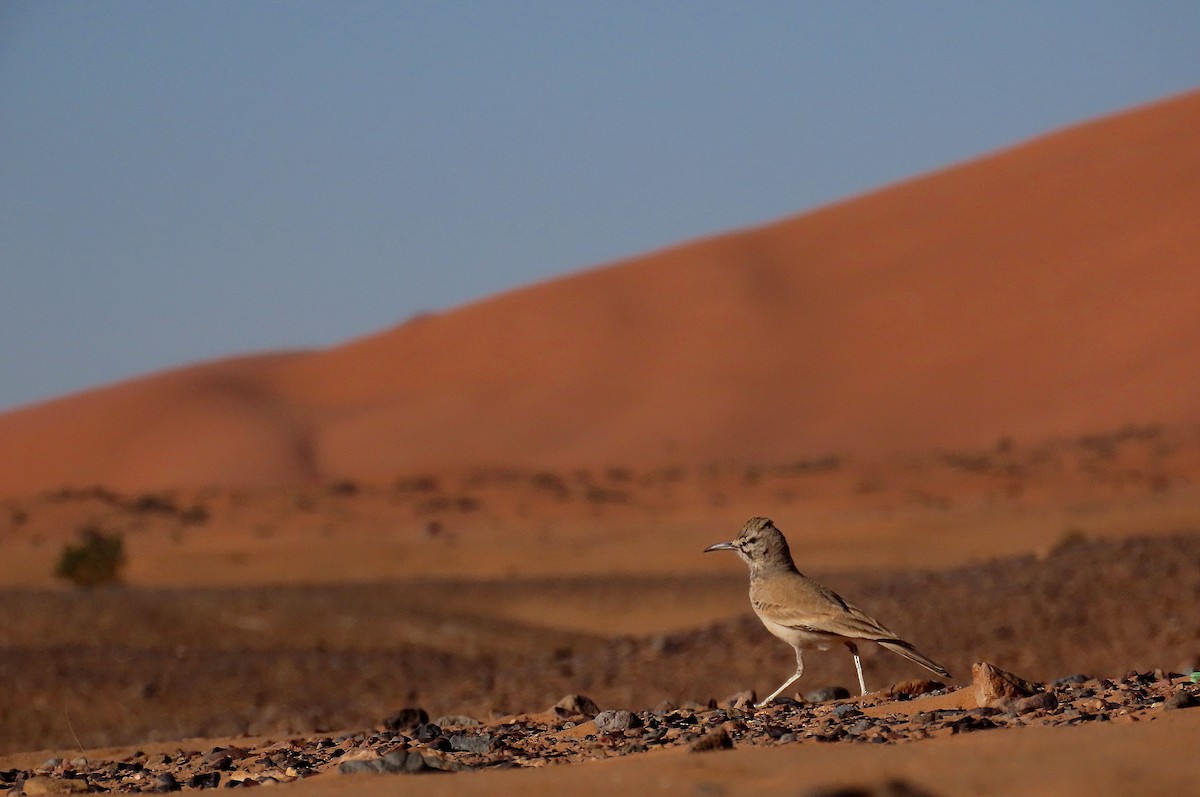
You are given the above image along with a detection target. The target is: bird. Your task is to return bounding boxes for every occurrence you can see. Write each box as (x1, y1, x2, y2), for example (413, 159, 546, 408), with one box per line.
(704, 516, 951, 707)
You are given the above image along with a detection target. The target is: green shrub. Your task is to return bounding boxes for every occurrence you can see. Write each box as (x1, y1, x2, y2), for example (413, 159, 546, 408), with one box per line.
(55, 525, 126, 588)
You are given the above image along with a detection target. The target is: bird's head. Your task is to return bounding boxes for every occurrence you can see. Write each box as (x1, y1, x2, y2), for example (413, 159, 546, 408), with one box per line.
(704, 516, 795, 571)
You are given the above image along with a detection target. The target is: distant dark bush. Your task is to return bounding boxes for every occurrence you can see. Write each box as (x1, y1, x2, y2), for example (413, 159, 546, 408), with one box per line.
(585, 486, 629, 504)
(55, 525, 126, 588)
(531, 472, 570, 498)
(395, 476, 440, 493)
(178, 505, 210, 525)
(128, 493, 177, 514)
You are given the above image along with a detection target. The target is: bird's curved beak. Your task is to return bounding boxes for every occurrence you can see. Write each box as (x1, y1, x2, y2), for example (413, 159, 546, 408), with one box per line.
(703, 541, 736, 553)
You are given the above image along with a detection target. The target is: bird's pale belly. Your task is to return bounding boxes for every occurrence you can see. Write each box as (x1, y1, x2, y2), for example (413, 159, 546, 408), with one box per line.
(755, 610, 836, 651)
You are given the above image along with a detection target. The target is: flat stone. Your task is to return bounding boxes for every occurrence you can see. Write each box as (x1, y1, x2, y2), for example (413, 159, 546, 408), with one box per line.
(339, 749, 469, 775)
(595, 709, 642, 733)
(383, 707, 429, 732)
(805, 686, 851, 703)
(1053, 673, 1092, 686)
(888, 679, 944, 698)
(187, 771, 220, 789)
(448, 733, 493, 754)
(22, 776, 89, 795)
(688, 727, 734, 752)
(1163, 689, 1199, 710)
(554, 694, 600, 717)
(1011, 691, 1058, 714)
(433, 714, 481, 728)
(154, 772, 181, 792)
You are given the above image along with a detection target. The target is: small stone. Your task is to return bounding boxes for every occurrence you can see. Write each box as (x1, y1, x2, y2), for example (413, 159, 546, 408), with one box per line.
(832, 703, 861, 718)
(188, 772, 220, 789)
(554, 694, 600, 717)
(595, 709, 642, 733)
(340, 749, 469, 775)
(800, 779, 939, 797)
(448, 733, 493, 754)
(688, 727, 734, 752)
(805, 686, 851, 703)
(433, 715, 481, 728)
(972, 661, 1037, 707)
(1163, 689, 1199, 710)
(383, 707, 429, 732)
(154, 772, 181, 792)
(1053, 673, 1091, 686)
(204, 754, 233, 771)
(888, 679, 944, 698)
(1011, 691, 1058, 714)
(338, 759, 383, 775)
(415, 751, 470, 772)
(415, 723, 442, 742)
(846, 718, 875, 735)
(723, 690, 756, 710)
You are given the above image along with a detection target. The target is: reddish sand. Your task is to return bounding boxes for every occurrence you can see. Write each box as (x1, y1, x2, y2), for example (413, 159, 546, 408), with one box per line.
(2, 89, 1200, 493)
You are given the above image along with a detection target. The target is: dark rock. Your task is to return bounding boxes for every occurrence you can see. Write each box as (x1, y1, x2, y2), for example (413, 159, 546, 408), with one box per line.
(806, 686, 852, 703)
(448, 733, 494, 754)
(383, 707, 429, 732)
(595, 709, 642, 733)
(338, 759, 384, 775)
(153, 773, 180, 792)
(415, 723, 442, 742)
(424, 736, 452, 752)
(1011, 691, 1058, 714)
(204, 754, 233, 771)
(341, 749, 471, 774)
(846, 718, 875, 735)
(554, 694, 600, 717)
(1163, 689, 1199, 710)
(188, 772, 220, 789)
(947, 715, 998, 734)
(832, 703, 861, 718)
(688, 727, 734, 752)
(764, 724, 790, 739)
(801, 779, 940, 797)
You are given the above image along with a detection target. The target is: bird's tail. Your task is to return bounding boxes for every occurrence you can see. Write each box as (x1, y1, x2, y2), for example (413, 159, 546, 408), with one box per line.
(877, 639, 952, 679)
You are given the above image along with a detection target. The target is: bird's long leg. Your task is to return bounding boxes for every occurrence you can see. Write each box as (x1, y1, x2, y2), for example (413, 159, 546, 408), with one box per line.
(846, 641, 867, 696)
(756, 647, 804, 708)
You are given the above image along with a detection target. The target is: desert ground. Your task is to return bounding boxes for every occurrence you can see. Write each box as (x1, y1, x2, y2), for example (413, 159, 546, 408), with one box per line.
(2, 424, 1199, 795)
(3, 90, 1200, 795)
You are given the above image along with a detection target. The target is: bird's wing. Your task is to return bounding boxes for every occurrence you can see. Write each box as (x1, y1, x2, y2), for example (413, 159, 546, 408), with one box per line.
(752, 573, 902, 642)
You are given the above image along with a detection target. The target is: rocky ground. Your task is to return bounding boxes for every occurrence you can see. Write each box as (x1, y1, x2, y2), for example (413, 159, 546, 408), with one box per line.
(2, 533, 1199, 758)
(6, 665, 1198, 793)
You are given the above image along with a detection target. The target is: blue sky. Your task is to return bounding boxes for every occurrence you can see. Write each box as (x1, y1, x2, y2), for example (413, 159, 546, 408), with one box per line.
(2, 2, 1198, 411)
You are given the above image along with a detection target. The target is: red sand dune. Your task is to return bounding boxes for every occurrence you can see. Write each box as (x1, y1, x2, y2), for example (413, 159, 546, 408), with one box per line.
(2, 89, 1199, 494)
